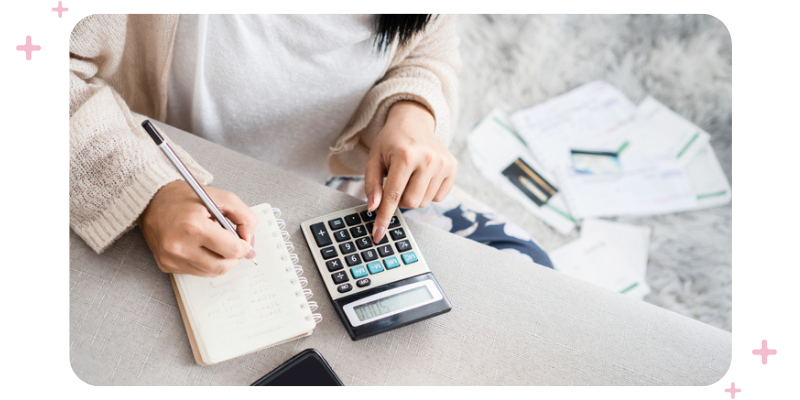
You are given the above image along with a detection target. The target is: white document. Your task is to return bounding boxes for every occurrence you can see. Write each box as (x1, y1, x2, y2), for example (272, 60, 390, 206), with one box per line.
(616, 96, 730, 209)
(467, 109, 577, 234)
(618, 97, 711, 161)
(551, 219, 651, 299)
(559, 157, 699, 218)
(510, 81, 638, 173)
(580, 219, 651, 299)
(679, 137, 732, 209)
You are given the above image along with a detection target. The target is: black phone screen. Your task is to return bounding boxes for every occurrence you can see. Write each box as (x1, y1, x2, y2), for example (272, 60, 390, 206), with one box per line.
(252, 349, 343, 386)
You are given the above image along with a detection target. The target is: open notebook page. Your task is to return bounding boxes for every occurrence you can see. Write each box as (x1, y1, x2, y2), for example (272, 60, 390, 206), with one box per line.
(173, 204, 316, 364)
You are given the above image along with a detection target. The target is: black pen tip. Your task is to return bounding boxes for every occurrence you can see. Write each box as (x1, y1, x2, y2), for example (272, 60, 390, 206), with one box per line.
(141, 120, 164, 145)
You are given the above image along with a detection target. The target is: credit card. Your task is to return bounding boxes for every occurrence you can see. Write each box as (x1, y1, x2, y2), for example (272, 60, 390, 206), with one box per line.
(501, 158, 558, 206)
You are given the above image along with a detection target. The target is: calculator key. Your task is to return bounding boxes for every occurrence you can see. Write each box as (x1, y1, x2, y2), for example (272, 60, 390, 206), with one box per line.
(366, 261, 384, 274)
(360, 210, 377, 222)
(362, 249, 378, 262)
(374, 234, 389, 244)
(321, 246, 337, 259)
(355, 237, 373, 250)
(389, 227, 406, 241)
(389, 216, 401, 228)
(383, 256, 401, 270)
(332, 271, 349, 284)
(345, 253, 362, 266)
(326, 258, 344, 272)
(395, 240, 412, 253)
(401, 251, 418, 265)
(328, 218, 345, 231)
(310, 223, 332, 247)
(350, 265, 368, 279)
(366, 222, 374, 234)
(356, 278, 371, 288)
(345, 213, 362, 226)
(337, 283, 353, 293)
(377, 244, 394, 257)
(339, 241, 356, 255)
(334, 229, 351, 242)
(350, 225, 367, 238)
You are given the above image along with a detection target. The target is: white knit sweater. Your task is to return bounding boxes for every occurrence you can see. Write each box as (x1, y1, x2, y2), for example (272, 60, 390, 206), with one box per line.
(166, 14, 392, 183)
(69, 14, 460, 253)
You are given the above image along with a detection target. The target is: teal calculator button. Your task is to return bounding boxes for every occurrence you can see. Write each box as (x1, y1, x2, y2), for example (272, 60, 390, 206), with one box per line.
(383, 256, 401, 269)
(350, 265, 368, 279)
(401, 252, 418, 265)
(367, 261, 384, 274)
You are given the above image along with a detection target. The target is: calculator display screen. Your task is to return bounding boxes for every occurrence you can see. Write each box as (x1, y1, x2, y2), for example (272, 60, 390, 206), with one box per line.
(353, 286, 434, 322)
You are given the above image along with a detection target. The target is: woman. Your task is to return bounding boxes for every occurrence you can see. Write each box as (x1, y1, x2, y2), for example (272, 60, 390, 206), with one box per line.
(70, 14, 550, 277)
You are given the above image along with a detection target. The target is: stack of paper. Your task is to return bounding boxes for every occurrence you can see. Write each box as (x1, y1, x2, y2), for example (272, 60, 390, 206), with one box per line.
(467, 110, 577, 234)
(465, 81, 730, 299)
(550, 219, 652, 299)
(505, 81, 731, 219)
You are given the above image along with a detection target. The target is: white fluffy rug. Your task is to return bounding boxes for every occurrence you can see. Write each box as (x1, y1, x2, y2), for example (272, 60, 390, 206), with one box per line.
(451, 15, 732, 331)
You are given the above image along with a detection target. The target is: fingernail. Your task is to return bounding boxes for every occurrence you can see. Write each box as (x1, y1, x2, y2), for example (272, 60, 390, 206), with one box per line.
(367, 194, 375, 211)
(245, 249, 257, 260)
(250, 235, 255, 247)
(374, 225, 386, 243)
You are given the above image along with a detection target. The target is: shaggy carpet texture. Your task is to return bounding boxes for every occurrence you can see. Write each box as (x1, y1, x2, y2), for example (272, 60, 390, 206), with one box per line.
(451, 15, 732, 331)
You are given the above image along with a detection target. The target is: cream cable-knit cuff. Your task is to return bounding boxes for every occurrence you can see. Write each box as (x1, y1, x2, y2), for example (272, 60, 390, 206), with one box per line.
(74, 151, 213, 253)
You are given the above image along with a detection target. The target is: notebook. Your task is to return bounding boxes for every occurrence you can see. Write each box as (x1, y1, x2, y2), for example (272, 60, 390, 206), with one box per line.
(170, 203, 320, 365)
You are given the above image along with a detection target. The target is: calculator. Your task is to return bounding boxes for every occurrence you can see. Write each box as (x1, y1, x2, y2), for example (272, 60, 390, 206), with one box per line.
(301, 205, 452, 340)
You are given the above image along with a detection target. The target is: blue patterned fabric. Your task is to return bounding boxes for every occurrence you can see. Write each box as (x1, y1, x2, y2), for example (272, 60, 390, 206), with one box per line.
(326, 177, 553, 268)
(439, 205, 553, 268)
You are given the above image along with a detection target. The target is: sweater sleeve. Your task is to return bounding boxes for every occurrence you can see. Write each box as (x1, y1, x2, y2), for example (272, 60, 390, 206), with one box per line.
(70, 14, 213, 253)
(328, 14, 462, 176)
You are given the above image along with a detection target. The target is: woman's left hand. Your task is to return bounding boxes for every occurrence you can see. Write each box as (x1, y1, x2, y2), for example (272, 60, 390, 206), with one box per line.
(365, 100, 458, 244)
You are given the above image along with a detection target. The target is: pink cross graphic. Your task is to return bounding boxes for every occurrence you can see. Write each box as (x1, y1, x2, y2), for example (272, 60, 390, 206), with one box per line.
(752, 339, 777, 364)
(52, 1, 68, 18)
(16, 36, 41, 61)
(725, 382, 741, 399)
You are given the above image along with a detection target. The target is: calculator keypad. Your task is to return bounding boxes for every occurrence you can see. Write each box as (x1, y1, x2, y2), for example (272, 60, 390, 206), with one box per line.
(345, 214, 361, 226)
(395, 240, 412, 253)
(310, 223, 332, 247)
(355, 237, 372, 249)
(350, 225, 367, 238)
(332, 271, 349, 284)
(328, 218, 345, 230)
(326, 259, 343, 272)
(345, 253, 362, 266)
(361, 249, 378, 262)
(307, 206, 428, 299)
(338, 283, 353, 293)
(389, 228, 406, 241)
(334, 229, 351, 242)
(321, 246, 338, 259)
(340, 242, 356, 255)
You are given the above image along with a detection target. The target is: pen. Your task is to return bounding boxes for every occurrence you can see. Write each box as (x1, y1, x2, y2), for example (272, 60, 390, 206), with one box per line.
(142, 120, 257, 265)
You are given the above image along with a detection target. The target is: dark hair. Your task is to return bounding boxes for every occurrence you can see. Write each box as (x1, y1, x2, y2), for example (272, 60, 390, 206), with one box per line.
(374, 15, 434, 52)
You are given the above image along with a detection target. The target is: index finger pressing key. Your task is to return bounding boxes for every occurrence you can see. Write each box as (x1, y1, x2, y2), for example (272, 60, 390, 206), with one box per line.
(372, 165, 412, 243)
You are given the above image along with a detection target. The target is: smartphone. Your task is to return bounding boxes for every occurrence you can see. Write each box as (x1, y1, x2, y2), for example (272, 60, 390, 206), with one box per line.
(251, 348, 343, 386)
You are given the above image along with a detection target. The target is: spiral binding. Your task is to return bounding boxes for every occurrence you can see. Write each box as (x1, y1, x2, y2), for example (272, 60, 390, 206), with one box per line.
(272, 207, 322, 324)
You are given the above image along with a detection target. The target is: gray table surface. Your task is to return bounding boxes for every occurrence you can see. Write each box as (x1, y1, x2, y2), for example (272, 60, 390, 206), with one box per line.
(69, 122, 731, 385)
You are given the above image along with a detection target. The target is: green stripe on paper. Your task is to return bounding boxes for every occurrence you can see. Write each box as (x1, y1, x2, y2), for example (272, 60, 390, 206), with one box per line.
(616, 140, 630, 155)
(493, 116, 528, 147)
(544, 203, 577, 223)
(620, 282, 639, 294)
(676, 132, 700, 158)
(697, 190, 728, 200)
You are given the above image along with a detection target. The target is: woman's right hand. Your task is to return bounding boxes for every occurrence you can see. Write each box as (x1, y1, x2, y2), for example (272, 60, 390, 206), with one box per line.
(138, 181, 258, 277)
